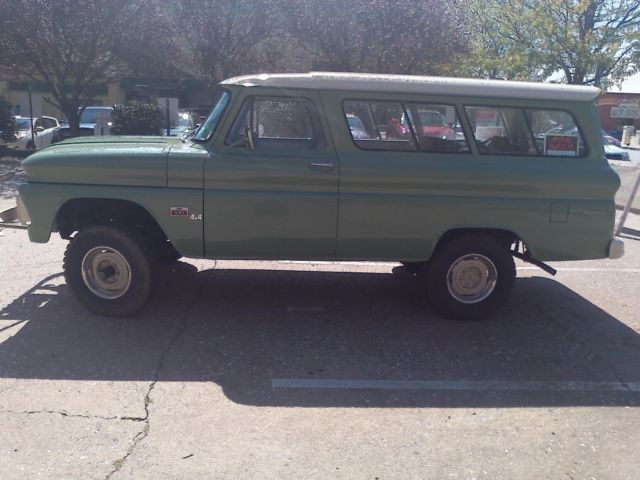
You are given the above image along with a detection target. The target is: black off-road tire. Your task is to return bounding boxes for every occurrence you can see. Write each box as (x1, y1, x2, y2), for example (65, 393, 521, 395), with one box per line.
(426, 235, 515, 320)
(63, 225, 153, 317)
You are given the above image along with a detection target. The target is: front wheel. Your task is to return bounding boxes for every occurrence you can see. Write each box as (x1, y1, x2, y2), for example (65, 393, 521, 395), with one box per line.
(426, 235, 515, 320)
(63, 226, 152, 317)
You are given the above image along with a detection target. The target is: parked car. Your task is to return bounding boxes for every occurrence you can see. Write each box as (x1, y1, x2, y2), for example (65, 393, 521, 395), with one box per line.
(603, 136, 630, 161)
(52, 106, 113, 143)
(162, 110, 196, 137)
(415, 109, 455, 140)
(7, 116, 60, 150)
(17, 72, 623, 319)
(602, 130, 622, 147)
(345, 113, 370, 139)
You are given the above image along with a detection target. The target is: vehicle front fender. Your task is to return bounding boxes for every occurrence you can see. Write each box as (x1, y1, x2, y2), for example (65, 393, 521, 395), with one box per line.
(18, 182, 204, 258)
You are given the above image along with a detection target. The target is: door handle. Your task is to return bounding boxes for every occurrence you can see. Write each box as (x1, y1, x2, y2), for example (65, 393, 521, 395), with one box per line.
(309, 162, 335, 170)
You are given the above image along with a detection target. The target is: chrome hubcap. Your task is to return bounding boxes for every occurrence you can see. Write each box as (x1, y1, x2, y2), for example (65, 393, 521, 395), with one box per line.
(446, 254, 497, 304)
(81, 246, 132, 299)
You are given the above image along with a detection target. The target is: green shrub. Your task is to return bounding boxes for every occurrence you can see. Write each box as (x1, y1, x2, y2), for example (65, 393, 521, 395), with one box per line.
(0, 97, 16, 143)
(110, 103, 163, 136)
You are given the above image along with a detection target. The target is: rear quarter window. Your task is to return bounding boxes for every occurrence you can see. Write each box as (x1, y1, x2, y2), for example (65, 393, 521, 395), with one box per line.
(464, 105, 587, 158)
(526, 109, 586, 157)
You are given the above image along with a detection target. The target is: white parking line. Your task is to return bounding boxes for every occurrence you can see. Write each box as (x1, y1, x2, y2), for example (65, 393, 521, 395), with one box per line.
(517, 267, 640, 273)
(271, 379, 640, 392)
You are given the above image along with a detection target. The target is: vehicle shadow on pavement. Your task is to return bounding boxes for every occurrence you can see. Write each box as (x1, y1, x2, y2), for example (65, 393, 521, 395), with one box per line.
(0, 262, 639, 408)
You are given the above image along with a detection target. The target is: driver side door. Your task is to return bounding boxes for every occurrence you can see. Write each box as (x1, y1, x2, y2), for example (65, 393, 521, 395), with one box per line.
(203, 92, 339, 260)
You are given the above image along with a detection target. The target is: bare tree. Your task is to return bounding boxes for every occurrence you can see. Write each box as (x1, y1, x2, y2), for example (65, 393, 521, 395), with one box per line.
(175, 0, 281, 86)
(285, 0, 468, 75)
(0, 0, 175, 135)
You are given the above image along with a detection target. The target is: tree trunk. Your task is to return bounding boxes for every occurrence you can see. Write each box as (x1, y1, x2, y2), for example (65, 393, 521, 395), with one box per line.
(60, 102, 81, 137)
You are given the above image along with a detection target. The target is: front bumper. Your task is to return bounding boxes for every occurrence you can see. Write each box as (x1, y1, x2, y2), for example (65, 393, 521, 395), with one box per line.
(609, 238, 624, 259)
(16, 193, 31, 225)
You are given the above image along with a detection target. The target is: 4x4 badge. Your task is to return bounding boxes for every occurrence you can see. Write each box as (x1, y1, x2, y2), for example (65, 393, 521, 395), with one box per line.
(170, 207, 189, 217)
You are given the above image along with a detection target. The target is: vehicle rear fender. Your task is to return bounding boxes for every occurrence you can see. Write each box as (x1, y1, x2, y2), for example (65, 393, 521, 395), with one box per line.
(431, 227, 527, 259)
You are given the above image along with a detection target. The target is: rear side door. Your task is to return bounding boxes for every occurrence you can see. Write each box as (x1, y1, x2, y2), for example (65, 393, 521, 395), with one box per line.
(323, 94, 474, 261)
(203, 91, 339, 260)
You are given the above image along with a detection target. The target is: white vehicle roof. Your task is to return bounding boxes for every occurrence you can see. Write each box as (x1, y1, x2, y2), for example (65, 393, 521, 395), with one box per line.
(221, 72, 599, 102)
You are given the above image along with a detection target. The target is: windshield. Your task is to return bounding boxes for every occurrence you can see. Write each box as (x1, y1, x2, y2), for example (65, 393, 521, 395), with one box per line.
(80, 108, 112, 124)
(15, 118, 31, 130)
(193, 90, 230, 142)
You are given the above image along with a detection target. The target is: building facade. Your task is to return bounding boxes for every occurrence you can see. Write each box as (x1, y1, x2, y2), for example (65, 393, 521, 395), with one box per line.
(598, 92, 640, 137)
(0, 77, 214, 121)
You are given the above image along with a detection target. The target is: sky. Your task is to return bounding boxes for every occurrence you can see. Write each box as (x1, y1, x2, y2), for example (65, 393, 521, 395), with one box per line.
(615, 72, 640, 93)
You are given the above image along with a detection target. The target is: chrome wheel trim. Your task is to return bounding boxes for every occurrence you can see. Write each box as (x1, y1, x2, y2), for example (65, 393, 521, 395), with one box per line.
(81, 246, 132, 300)
(446, 254, 497, 304)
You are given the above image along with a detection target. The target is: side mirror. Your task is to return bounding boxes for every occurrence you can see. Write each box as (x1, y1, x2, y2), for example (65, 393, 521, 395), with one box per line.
(244, 125, 255, 151)
(34, 126, 44, 133)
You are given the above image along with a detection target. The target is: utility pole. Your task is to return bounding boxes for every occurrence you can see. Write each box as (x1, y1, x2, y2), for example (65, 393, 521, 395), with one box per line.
(27, 84, 35, 150)
(166, 98, 170, 136)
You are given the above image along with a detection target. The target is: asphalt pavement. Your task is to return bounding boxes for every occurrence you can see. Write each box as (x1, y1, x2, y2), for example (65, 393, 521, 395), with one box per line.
(1, 155, 639, 479)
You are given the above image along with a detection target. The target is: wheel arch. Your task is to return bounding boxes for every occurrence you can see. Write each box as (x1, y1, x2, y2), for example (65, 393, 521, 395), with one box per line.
(55, 197, 172, 249)
(431, 227, 533, 259)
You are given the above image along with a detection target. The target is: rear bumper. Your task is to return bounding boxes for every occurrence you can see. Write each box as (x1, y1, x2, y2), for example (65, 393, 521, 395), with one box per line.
(609, 238, 624, 259)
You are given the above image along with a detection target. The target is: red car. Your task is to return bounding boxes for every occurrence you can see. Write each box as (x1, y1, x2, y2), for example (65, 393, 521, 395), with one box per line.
(417, 109, 455, 140)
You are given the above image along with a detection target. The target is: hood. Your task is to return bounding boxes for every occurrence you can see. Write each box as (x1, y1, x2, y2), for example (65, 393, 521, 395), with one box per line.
(604, 144, 624, 155)
(57, 123, 98, 130)
(22, 136, 180, 187)
(56, 135, 177, 146)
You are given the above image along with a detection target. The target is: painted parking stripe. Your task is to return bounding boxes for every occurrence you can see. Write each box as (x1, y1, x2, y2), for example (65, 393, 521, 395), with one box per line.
(271, 379, 640, 392)
(516, 267, 640, 273)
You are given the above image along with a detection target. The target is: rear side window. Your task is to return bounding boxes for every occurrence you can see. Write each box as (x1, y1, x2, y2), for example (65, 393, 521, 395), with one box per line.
(465, 106, 537, 156)
(343, 100, 417, 151)
(526, 109, 585, 157)
(46, 118, 58, 129)
(226, 96, 320, 149)
(405, 103, 470, 153)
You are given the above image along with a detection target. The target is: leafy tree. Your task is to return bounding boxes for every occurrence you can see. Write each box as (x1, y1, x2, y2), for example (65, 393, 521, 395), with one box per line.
(460, 0, 546, 80)
(285, 0, 468, 75)
(111, 104, 163, 136)
(0, 0, 175, 137)
(463, 0, 640, 86)
(0, 97, 17, 143)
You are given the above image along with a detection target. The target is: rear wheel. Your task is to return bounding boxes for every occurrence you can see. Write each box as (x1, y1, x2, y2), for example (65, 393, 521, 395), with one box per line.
(63, 225, 152, 317)
(426, 235, 515, 320)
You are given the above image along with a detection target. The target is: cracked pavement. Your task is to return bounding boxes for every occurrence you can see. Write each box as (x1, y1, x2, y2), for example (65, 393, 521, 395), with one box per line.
(1, 171, 640, 478)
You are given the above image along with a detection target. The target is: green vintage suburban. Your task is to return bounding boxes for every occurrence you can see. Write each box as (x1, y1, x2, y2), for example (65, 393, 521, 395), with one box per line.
(17, 72, 624, 319)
